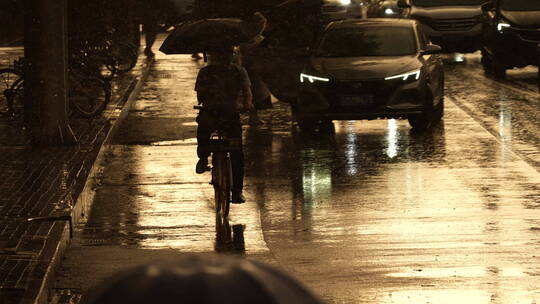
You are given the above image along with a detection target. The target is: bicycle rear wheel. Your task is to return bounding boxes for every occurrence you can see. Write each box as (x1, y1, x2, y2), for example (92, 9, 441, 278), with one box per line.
(212, 152, 231, 218)
(70, 76, 111, 117)
(108, 42, 138, 74)
(0, 68, 22, 115)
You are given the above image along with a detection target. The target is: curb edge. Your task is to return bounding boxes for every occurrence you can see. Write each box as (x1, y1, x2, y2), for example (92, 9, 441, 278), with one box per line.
(28, 56, 155, 304)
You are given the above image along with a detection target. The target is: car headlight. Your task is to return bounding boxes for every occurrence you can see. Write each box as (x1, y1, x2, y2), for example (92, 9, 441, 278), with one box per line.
(384, 70, 421, 81)
(300, 73, 330, 83)
(384, 8, 395, 15)
(497, 22, 511, 33)
(340, 0, 351, 5)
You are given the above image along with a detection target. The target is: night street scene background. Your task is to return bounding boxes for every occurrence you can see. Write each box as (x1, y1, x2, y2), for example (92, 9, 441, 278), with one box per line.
(1, 0, 540, 303)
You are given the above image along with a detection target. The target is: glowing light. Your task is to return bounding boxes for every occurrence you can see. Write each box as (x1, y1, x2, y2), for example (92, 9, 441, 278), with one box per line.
(302, 160, 332, 203)
(300, 73, 330, 83)
(345, 122, 358, 175)
(497, 22, 510, 32)
(386, 119, 398, 158)
(385, 70, 421, 81)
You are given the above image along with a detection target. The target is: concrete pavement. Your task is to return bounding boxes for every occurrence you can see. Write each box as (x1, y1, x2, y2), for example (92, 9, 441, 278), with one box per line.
(53, 46, 280, 302)
(0, 45, 153, 304)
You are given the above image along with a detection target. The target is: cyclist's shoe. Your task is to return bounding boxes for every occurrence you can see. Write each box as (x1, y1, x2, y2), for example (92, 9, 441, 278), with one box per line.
(196, 159, 209, 174)
(231, 191, 246, 204)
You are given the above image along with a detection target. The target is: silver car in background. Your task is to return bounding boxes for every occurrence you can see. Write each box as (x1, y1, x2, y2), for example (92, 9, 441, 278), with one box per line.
(321, 0, 366, 23)
(366, 0, 408, 18)
(398, 0, 485, 53)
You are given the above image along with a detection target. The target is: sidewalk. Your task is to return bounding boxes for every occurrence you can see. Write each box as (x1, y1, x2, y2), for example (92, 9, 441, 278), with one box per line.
(0, 47, 154, 304)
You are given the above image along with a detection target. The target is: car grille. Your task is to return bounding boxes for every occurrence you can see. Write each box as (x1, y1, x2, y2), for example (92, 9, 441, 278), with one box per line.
(517, 29, 540, 43)
(427, 17, 478, 31)
(330, 80, 381, 94)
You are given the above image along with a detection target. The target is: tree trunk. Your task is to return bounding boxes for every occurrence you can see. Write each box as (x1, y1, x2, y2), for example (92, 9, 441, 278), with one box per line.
(24, 0, 76, 146)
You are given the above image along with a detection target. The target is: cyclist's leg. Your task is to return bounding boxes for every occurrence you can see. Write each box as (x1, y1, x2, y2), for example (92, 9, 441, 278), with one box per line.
(196, 111, 213, 173)
(142, 13, 158, 57)
(226, 116, 245, 203)
(230, 148, 244, 193)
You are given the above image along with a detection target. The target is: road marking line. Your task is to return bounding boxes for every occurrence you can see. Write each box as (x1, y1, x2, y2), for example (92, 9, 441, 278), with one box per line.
(447, 95, 540, 175)
(458, 66, 539, 99)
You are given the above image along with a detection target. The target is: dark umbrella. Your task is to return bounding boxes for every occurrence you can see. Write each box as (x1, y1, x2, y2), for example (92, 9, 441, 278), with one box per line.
(159, 18, 254, 54)
(81, 254, 324, 304)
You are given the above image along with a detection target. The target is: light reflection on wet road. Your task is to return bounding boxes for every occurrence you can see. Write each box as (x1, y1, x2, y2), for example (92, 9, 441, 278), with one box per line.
(252, 104, 540, 303)
(55, 49, 540, 303)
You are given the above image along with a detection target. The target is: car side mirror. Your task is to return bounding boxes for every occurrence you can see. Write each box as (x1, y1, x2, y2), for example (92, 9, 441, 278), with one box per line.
(481, 2, 494, 13)
(422, 44, 442, 55)
(397, 0, 409, 8)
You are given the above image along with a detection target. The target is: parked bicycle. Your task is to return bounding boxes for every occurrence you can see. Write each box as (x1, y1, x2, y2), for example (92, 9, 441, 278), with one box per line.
(0, 57, 111, 118)
(73, 28, 138, 80)
(194, 105, 242, 218)
(0, 58, 25, 116)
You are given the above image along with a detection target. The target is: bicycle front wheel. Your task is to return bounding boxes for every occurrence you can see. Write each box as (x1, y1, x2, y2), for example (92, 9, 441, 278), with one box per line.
(108, 42, 138, 74)
(0, 68, 22, 115)
(212, 152, 231, 218)
(70, 76, 111, 117)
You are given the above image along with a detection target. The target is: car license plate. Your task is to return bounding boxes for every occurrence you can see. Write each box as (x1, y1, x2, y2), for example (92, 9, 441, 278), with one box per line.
(339, 95, 374, 107)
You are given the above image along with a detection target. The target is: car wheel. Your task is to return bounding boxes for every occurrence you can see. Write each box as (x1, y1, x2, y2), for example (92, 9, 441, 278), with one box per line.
(408, 115, 431, 130)
(481, 49, 493, 76)
(432, 96, 444, 124)
(492, 57, 506, 80)
(537, 66, 540, 90)
(408, 93, 438, 130)
(435, 79, 445, 122)
(492, 61, 506, 80)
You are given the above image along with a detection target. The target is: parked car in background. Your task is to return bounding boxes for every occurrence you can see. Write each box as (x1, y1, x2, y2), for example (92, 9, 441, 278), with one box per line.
(398, 0, 485, 53)
(295, 18, 444, 132)
(367, 0, 408, 18)
(480, 0, 540, 80)
(321, 0, 366, 23)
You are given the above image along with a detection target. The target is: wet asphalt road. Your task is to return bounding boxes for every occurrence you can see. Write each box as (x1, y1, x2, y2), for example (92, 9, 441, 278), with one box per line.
(54, 49, 540, 304)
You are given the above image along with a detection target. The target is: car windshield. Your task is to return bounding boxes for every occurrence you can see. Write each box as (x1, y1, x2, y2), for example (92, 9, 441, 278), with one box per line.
(500, 0, 540, 11)
(412, 0, 484, 6)
(316, 26, 417, 57)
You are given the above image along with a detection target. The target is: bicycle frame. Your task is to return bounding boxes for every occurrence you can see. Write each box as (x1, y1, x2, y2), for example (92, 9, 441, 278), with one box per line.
(195, 105, 240, 218)
(211, 146, 233, 217)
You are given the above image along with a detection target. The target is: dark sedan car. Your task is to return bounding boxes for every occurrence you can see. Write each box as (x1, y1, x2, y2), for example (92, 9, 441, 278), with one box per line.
(295, 18, 444, 132)
(480, 0, 540, 80)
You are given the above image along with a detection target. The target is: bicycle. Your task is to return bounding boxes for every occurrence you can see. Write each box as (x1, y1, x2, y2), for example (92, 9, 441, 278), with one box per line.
(194, 106, 242, 218)
(0, 57, 111, 118)
(80, 28, 139, 77)
(0, 58, 25, 116)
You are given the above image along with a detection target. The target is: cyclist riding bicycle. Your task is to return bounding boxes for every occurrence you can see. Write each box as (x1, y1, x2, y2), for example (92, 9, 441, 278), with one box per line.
(195, 47, 254, 204)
